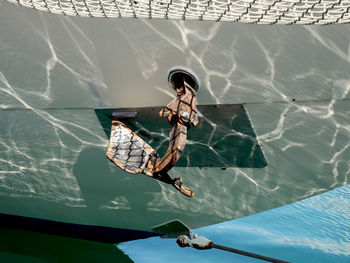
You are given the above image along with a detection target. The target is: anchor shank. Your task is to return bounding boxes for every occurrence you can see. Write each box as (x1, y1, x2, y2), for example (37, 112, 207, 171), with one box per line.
(154, 122, 188, 173)
(153, 80, 198, 173)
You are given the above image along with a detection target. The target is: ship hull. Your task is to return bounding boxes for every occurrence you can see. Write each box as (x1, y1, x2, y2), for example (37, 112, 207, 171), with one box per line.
(0, 1, 349, 237)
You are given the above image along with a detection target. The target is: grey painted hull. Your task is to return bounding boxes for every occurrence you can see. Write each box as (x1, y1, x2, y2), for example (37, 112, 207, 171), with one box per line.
(0, 0, 349, 233)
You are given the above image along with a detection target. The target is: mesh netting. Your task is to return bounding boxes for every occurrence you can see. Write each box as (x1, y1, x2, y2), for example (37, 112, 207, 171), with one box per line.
(5, 0, 350, 24)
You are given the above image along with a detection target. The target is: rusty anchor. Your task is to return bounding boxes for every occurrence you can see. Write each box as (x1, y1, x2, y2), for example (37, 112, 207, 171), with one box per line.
(106, 67, 199, 197)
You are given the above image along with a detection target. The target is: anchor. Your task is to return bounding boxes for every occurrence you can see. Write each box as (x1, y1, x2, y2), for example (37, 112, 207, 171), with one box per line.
(106, 67, 200, 197)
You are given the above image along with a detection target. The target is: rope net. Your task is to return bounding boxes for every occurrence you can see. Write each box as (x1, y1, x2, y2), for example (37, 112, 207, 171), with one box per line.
(5, 0, 350, 24)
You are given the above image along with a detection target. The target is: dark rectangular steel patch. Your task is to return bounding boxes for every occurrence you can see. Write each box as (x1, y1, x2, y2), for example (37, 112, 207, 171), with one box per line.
(95, 104, 267, 168)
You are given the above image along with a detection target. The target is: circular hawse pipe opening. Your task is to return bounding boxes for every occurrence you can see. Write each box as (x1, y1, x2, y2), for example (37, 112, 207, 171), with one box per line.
(168, 66, 200, 92)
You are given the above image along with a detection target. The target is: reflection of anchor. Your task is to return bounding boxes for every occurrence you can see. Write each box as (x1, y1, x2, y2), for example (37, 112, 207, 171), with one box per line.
(106, 67, 199, 197)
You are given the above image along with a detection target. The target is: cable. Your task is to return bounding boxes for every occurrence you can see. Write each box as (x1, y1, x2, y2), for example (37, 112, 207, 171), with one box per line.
(211, 243, 290, 263)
